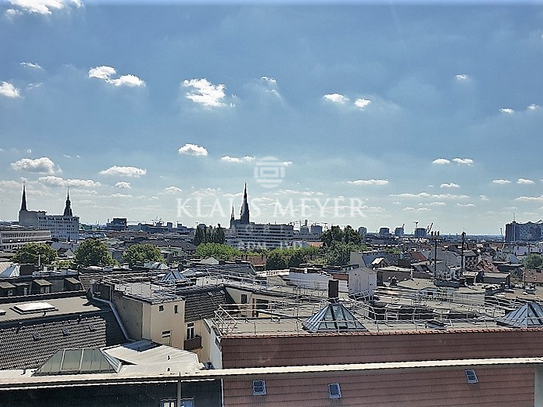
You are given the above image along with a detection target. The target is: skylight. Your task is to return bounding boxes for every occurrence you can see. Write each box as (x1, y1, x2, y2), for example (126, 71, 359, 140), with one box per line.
(13, 302, 57, 314)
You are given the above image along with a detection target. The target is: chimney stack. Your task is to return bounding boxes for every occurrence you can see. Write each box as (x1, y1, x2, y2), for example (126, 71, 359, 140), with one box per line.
(328, 279, 339, 303)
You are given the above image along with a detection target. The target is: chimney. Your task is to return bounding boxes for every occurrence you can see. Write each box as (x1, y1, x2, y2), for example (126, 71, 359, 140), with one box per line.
(328, 279, 339, 303)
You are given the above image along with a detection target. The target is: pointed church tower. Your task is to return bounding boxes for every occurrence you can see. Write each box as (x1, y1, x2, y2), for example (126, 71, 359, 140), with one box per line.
(63, 188, 73, 217)
(20, 184, 28, 212)
(240, 183, 250, 224)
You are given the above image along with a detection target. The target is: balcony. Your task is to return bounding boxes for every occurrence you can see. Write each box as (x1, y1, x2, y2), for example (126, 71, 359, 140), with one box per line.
(184, 335, 202, 351)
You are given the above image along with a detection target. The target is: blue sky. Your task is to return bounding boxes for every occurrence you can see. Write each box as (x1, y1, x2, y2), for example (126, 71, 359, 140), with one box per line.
(1, 1, 543, 234)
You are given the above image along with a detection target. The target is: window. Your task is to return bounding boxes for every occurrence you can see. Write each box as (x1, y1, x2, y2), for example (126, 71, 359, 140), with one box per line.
(162, 330, 171, 338)
(159, 305, 164, 312)
(252, 379, 266, 396)
(174, 305, 178, 314)
(241, 294, 248, 304)
(160, 399, 194, 407)
(186, 322, 195, 340)
(328, 383, 342, 399)
(465, 369, 478, 384)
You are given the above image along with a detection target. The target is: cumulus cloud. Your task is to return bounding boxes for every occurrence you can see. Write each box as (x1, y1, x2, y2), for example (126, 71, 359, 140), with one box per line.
(518, 178, 535, 185)
(457, 203, 476, 208)
(492, 179, 511, 185)
(221, 155, 255, 163)
(516, 195, 543, 202)
(38, 176, 101, 188)
(164, 186, 182, 194)
(115, 181, 131, 189)
(354, 98, 371, 109)
(440, 183, 460, 188)
(348, 179, 389, 186)
(99, 166, 147, 177)
(391, 192, 468, 200)
(452, 157, 474, 166)
(179, 143, 208, 157)
(6, 0, 82, 15)
(528, 104, 540, 111)
(20, 62, 42, 70)
(0, 82, 21, 98)
(432, 158, 450, 165)
(323, 93, 349, 104)
(499, 108, 514, 114)
(11, 157, 61, 174)
(455, 74, 469, 81)
(480, 195, 489, 201)
(182, 78, 226, 108)
(88, 66, 145, 88)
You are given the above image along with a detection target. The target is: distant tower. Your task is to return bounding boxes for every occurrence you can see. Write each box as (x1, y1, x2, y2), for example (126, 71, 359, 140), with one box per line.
(20, 184, 28, 212)
(240, 183, 250, 224)
(230, 205, 235, 228)
(63, 189, 73, 217)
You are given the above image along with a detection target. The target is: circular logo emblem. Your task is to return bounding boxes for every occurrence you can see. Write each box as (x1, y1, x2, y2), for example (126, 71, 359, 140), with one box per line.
(253, 156, 287, 189)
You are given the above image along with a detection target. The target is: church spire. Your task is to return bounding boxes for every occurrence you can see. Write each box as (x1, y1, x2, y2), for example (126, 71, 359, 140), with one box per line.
(240, 183, 250, 224)
(63, 188, 73, 217)
(20, 184, 28, 212)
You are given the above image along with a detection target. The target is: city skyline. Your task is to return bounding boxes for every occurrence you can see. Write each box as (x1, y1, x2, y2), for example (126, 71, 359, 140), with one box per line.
(2, 2, 543, 234)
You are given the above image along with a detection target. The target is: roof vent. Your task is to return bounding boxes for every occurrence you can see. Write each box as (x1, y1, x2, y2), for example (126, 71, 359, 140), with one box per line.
(303, 301, 368, 333)
(0, 309, 6, 316)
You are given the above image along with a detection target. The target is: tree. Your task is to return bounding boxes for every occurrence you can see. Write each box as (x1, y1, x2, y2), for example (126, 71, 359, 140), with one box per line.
(194, 227, 205, 246)
(74, 238, 114, 267)
(123, 244, 163, 268)
(323, 242, 367, 266)
(13, 243, 57, 265)
(524, 253, 543, 270)
(266, 250, 288, 270)
(195, 243, 240, 261)
(321, 225, 363, 247)
(287, 249, 307, 268)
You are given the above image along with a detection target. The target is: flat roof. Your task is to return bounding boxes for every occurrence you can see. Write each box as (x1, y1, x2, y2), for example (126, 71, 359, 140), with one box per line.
(0, 296, 103, 324)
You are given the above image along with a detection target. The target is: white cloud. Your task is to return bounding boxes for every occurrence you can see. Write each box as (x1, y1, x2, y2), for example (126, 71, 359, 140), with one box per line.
(452, 157, 474, 166)
(432, 158, 450, 165)
(354, 98, 371, 109)
(391, 192, 468, 200)
(88, 66, 145, 88)
(480, 195, 489, 201)
(164, 186, 182, 194)
(38, 176, 101, 188)
(323, 93, 349, 104)
(528, 104, 540, 110)
(518, 178, 535, 185)
(348, 179, 389, 186)
(440, 183, 460, 188)
(11, 157, 61, 174)
(110, 193, 133, 199)
(457, 203, 475, 208)
(179, 143, 208, 157)
(0, 82, 21, 98)
(492, 179, 511, 185)
(115, 181, 131, 189)
(260, 76, 276, 85)
(221, 155, 255, 163)
(20, 62, 42, 70)
(455, 74, 469, 81)
(515, 195, 543, 202)
(6, 0, 82, 15)
(99, 166, 147, 177)
(182, 78, 226, 107)
(499, 108, 514, 114)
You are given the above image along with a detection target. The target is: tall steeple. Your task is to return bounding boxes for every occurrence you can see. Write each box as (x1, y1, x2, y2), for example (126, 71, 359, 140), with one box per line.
(63, 188, 73, 217)
(20, 184, 28, 212)
(240, 183, 250, 224)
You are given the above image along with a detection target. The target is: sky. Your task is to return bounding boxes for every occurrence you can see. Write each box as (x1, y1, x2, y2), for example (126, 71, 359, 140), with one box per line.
(1, 1, 543, 235)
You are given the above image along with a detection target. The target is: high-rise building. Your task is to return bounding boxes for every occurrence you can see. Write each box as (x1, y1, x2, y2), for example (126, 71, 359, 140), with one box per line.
(505, 221, 543, 243)
(18, 186, 79, 242)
